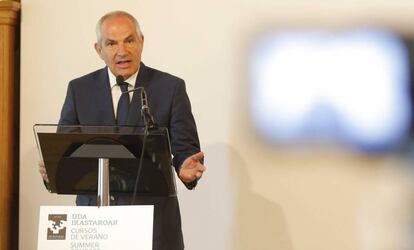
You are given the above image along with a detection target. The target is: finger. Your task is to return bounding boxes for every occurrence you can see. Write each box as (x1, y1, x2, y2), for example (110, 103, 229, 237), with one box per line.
(43, 172, 49, 182)
(38, 160, 45, 167)
(190, 152, 204, 162)
(40, 172, 49, 182)
(197, 164, 206, 172)
(39, 167, 47, 174)
(195, 172, 202, 179)
(38, 166, 46, 174)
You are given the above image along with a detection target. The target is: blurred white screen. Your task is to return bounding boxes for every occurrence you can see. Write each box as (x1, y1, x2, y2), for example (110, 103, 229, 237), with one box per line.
(250, 29, 412, 152)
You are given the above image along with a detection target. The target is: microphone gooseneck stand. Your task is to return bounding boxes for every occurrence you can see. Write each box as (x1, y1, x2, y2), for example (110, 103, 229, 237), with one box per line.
(131, 87, 157, 204)
(97, 75, 157, 207)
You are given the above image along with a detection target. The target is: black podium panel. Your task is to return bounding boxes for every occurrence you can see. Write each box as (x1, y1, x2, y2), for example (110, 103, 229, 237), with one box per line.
(34, 125, 176, 197)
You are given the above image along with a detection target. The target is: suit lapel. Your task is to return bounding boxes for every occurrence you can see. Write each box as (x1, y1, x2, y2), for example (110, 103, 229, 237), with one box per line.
(95, 67, 116, 125)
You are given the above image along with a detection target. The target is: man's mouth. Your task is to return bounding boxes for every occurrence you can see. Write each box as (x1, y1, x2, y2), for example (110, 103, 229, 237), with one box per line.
(116, 60, 132, 68)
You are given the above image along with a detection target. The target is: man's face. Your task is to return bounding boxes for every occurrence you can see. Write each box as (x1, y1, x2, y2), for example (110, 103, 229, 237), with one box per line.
(95, 15, 144, 79)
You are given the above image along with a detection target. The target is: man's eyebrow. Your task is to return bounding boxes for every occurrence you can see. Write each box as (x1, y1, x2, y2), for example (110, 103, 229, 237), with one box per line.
(124, 35, 135, 41)
(104, 39, 117, 44)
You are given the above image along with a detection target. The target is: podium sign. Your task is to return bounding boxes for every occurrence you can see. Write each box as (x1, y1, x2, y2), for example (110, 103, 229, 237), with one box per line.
(37, 205, 153, 250)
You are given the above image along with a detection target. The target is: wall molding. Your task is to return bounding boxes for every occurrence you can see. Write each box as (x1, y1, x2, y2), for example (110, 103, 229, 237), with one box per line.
(0, 1, 20, 250)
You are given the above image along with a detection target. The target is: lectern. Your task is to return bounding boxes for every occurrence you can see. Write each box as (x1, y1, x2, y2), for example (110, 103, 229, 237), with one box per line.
(34, 124, 177, 206)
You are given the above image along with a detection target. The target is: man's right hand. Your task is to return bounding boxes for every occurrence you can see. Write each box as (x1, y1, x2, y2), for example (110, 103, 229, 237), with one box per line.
(38, 160, 49, 183)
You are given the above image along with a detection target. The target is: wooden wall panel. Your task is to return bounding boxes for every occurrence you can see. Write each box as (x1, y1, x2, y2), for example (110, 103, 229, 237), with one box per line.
(0, 1, 20, 250)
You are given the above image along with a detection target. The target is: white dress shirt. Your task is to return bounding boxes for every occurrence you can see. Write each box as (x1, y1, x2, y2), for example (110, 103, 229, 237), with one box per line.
(107, 69, 138, 117)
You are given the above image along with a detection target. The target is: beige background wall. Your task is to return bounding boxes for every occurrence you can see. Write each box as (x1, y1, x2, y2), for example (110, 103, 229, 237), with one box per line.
(20, 1, 414, 249)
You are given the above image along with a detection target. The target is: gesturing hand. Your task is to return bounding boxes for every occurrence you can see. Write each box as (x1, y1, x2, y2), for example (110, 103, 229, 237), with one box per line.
(178, 152, 206, 183)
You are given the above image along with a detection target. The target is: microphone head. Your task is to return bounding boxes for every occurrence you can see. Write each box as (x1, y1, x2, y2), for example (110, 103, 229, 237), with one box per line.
(116, 75, 124, 85)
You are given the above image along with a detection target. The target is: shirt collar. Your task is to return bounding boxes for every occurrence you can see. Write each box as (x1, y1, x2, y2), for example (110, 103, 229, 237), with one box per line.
(108, 68, 139, 89)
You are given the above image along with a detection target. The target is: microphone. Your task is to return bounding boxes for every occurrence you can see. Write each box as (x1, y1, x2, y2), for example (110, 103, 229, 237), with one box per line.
(116, 75, 125, 86)
(116, 75, 156, 128)
(139, 88, 157, 128)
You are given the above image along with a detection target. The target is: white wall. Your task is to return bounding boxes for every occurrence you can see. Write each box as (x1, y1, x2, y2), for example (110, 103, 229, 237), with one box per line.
(20, 1, 414, 249)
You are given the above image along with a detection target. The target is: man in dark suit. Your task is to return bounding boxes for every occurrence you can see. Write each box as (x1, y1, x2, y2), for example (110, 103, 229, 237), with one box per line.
(39, 10, 205, 250)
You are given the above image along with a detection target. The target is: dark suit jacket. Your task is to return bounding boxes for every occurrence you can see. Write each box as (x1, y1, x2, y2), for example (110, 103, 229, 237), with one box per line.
(58, 63, 201, 250)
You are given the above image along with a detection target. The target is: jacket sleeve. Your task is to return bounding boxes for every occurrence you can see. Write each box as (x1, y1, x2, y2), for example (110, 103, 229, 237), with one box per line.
(42, 81, 78, 191)
(169, 79, 202, 189)
(58, 81, 79, 125)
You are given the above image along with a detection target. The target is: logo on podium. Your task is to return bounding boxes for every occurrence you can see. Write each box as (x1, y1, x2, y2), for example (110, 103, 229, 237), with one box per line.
(47, 214, 67, 240)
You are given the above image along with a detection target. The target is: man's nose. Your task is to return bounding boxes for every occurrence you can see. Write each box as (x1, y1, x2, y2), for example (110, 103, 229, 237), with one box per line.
(117, 42, 127, 55)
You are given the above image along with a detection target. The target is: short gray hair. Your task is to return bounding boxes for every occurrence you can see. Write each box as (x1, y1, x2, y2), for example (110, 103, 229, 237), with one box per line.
(96, 10, 143, 44)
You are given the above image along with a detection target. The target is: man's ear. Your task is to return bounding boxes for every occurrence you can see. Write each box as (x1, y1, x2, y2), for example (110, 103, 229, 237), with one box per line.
(140, 35, 144, 48)
(94, 42, 103, 59)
